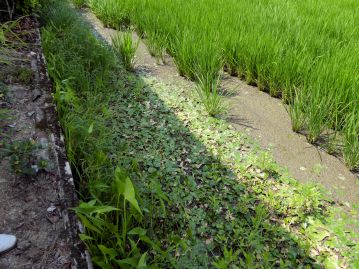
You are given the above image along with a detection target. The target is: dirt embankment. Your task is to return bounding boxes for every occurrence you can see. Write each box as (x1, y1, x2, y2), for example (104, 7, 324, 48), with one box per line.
(0, 18, 90, 269)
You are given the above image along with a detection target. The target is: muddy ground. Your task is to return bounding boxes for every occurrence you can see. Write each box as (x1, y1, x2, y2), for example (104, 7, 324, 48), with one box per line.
(0, 18, 89, 268)
(81, 9, 359, 211)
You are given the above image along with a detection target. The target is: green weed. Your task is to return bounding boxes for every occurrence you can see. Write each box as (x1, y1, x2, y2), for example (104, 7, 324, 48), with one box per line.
(0, 139, 41, 176)
(196, 74, 226, 117)
(74, 167, 156, 268)
(16, 66, 33, 83)
(112, 32, 139, 72)
(0, 18, 25, 64)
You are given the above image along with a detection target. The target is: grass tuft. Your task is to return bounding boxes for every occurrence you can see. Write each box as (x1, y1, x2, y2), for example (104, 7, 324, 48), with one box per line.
(112, 32, 139, 72)
(196, 74, 226, 117)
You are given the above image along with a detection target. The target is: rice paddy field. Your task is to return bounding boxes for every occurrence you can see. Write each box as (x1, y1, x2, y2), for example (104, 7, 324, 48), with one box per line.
(34, 0, 359, 268)
(80, 0, 359, 169)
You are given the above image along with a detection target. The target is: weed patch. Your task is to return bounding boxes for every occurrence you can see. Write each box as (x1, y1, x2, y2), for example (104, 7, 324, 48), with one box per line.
(0, 139, 45, 176)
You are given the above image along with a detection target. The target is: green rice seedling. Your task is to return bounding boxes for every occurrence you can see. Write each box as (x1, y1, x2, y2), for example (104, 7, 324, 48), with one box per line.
(72, 0, 85, 8)
(145, 31, 167, 64)
(287, 88, 306, 132)
(196, 73, 226, 117)
(112, 32, 139, 71)
(87, 0, 130, 29)
(343, 111, 359, 170)
(172, 30, 196, 79)
(194, 41, 223, 85)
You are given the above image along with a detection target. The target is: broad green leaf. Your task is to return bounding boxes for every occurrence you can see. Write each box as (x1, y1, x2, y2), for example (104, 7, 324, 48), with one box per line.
(323, 255, 339, 269)
(79, 234, 93, 242)
(98, 245, 118, 259)
(116, 257, 139, 267)
(114, 167, 126, 195)
(128, 227, 147, 236)
(123, 177, 142, 215)
(88, 123, 94, 134)
(92, 205, 119, 214)
(138, 252, 147, 268)
(139, 235, 161, 252)
(76, 214, 102, 234)
(88, 200, 97, 206)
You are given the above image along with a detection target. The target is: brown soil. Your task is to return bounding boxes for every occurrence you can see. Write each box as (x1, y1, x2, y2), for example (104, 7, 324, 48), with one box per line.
(81, 10, 359, 210)
(0, 18, 89, 268)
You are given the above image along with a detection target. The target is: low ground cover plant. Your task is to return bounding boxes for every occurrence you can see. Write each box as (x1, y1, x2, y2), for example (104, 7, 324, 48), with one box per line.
(41, 0, 358, 268)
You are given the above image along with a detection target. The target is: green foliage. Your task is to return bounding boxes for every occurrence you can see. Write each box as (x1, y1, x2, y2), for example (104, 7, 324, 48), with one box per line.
(213, 248, 239, 269)
(41, 0, 359, 268)
(19, 0, 41, 14)
(86, 0, 131, 29)
(86, 0, 359, 169)
(74, 168, 154, 269)
(112, 32, 139, 72)
(72, 0, 86, 8)
(0, 139, 41, 176)
(0, 18, 25, 64)
(0, 0, 41, 18)
(144, 31, 166, 64)
(15, 66, 33, 83)
(196, 74, 226, 117)
(343, 110, 359, 169)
